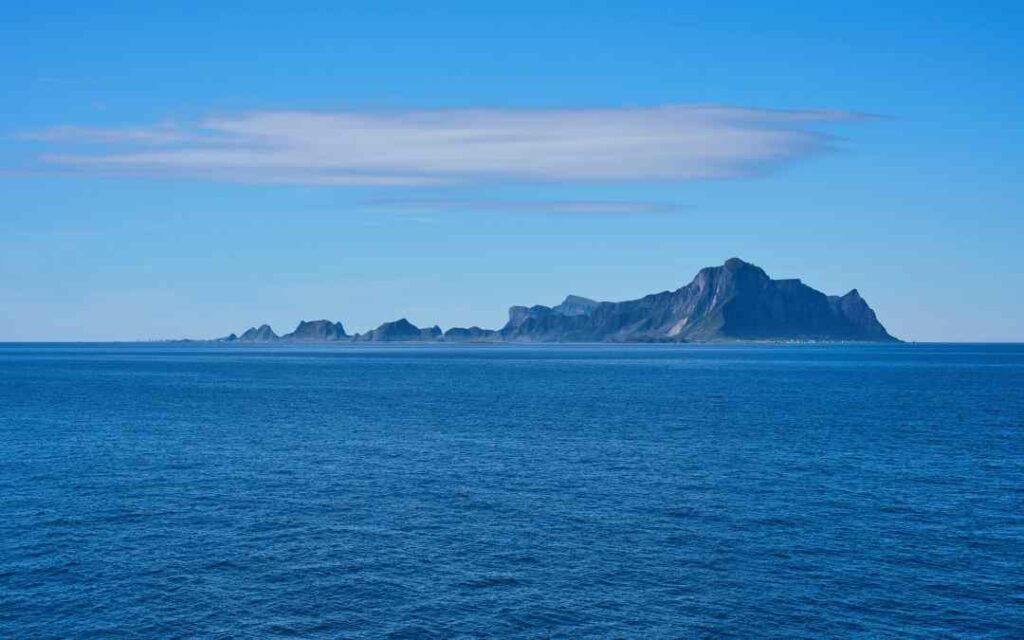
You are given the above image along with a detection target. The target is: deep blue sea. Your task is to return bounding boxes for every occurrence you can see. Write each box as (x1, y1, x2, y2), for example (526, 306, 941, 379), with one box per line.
(1, 343, 1022, 638)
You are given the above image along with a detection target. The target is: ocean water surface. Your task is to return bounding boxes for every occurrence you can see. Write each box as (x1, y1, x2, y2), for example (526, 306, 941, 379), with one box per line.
(1, 343, 1022, 638)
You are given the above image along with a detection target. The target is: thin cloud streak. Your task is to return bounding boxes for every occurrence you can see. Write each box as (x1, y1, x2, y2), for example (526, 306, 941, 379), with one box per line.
(366, 198, 679, 214)
(24, 105, 866, 186)
(22, 125, 197, 145)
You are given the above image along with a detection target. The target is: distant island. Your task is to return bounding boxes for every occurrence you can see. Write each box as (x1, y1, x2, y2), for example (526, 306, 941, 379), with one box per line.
(218, 258, 898, 344)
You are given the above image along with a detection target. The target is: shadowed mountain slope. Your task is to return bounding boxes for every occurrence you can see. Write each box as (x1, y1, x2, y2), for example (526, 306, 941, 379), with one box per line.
(220, 258, 897, 343)
(499, 258, 896, 342)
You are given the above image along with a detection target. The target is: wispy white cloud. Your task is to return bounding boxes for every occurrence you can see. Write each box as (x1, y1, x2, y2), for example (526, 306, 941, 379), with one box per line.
(24, 105, 866, 186)
(366, 198, 678, 214)
(23, 124, 196, 145)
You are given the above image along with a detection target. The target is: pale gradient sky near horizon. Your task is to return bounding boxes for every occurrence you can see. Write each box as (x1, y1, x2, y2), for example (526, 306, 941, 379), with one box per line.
(2, 2, 1022, 341)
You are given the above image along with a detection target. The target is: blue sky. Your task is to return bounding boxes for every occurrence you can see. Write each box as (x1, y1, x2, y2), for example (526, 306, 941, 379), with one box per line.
(2, 2, 1022, 341)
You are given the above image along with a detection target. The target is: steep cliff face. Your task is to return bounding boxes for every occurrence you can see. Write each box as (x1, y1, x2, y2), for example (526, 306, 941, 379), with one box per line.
(828, 289, 892, 341)
(282, 319, 347, 341)
(500, 258, 897, 342)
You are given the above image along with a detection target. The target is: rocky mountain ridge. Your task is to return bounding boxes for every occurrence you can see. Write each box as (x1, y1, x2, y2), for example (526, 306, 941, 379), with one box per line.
(219, 258, 898, 344)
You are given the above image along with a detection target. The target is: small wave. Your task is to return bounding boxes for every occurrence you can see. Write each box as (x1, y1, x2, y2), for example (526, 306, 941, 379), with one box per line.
(460, 575, 520, 589)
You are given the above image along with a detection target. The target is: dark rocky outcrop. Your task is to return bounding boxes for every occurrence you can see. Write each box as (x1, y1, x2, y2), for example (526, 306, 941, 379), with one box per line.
(237, 324, 279, 342)
(219, 258, 896, 344)
(282, 319, 347, 341)
(356, 318, 443, 342)
(444, 326, 498, 341)
(421, 325, 443, 340)
(499, 258, 897, 342)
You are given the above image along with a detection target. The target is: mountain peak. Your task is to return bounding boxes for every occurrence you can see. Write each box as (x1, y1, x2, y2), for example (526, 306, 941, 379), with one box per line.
(562, 294, 597, 306)
(501, 258, 896, 342)
(237, 324, 279, 342)
(692, 257, 769, 289)
(554, 295, 600, 317)
(355, 318, 442, 342)
(721, 257, 768, 278)
(285, 319, 347, 341)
